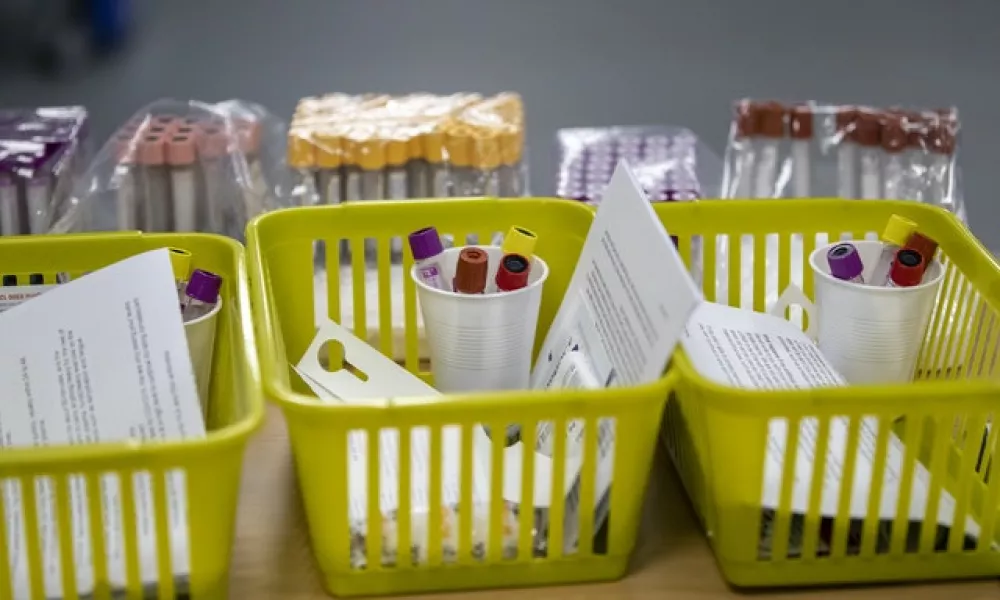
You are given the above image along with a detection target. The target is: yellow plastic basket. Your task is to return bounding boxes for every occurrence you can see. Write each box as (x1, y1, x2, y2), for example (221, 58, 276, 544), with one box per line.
(247, 198, 669, 597)
(656, 199, 1000, 587)
(0, 231, 264, 600)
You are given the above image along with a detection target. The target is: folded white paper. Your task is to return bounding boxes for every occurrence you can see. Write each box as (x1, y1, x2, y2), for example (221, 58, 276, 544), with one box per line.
(0, 249, 204, 599)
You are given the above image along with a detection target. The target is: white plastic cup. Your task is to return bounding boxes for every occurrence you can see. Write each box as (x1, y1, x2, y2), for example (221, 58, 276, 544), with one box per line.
(807, 240, 944, 384)
(411, 246, 549, 393)
(184, 298, 222, 417)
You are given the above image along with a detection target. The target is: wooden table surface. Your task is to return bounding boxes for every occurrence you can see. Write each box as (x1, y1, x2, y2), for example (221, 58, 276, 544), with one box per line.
(228, 405, 1000, 599)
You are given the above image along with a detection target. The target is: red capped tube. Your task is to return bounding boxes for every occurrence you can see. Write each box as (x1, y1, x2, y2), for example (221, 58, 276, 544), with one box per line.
(495, 253, 531, 292)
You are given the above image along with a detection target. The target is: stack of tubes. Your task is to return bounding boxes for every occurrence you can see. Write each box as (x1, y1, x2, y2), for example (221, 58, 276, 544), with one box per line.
(730, 100, 959, 209)
(111, 114, 266, 233)
(287, 92, 526, 205)
(0, 107, 89, 236)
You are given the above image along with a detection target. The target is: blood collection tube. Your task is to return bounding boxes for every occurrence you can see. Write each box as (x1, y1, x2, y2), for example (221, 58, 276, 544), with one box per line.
(425, 130, 449, 197)
(167, 135, 197, 232)
(905, 232, 938, 265)
(408, 226, 447, 290)
(880, 115, 907, 200)
(287, 129, 316, 194)
(869, 214, 918, 286)
(826, 243, 865, 283)
(138, 134, 171, 231)
(360, 138, 385, 263)
(731, 100, 756, 198)
(24, 169, 51, 234)
(406, 133, 429, 198)
(446, 126, 475, 196)
(342, 136, 362, 203)
(474, 131, 501, 196)
(181, 269, 222, 321)
(240, 119, 267, 219)
(386, 137, 408, 260)
(902, 112, 927, 202)
(854, 110, 882, 200)
(789, 104, 812, 197)
(836, 108, 858, 198)
(198, 129, 227, 233)
(113, 135, 138, 230)
(454, 247, 488, 294)
(359, 139, 386, 200)
(501, 226, 536, 259)
(385, 137, 408, 200)
(887, 249, 925, 288)
(926, 115, 957, 210)
(0, 171, 18, 235)
(498, 128, 524, 197)
(316, 131, 343, 206)
(170, 247, 193, 293)
(495, 253, 531, 292)
(753, 102, 784, 198)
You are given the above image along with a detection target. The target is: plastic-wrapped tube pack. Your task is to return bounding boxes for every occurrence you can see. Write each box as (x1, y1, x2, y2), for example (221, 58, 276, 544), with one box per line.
(0, 106, 89, 236)
(556, 125, 723, 290)
(287, 92, 528, 207)
(556, 125, 722, 204)
(717, 100, 965, 314)
(722, 99, 964, 219)
(60, 99, 290, 240)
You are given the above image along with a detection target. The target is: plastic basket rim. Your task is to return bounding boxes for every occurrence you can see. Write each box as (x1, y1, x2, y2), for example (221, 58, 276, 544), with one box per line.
(0, 231, 266, 469)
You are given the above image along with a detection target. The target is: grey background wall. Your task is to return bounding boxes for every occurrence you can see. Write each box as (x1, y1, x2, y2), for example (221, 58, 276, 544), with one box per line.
(1, 0, 996, 246)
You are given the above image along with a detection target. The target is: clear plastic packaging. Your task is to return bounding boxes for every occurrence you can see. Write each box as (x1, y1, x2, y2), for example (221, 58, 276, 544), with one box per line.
(718, 100, 965, 313)
(556, 125, 723, 204)
(556, 125, 723, 291)
(722, 100, 964, 218)
(287, 92, 528, 210)
(0, 106, 89, 236)
(59, 99, 290, 240)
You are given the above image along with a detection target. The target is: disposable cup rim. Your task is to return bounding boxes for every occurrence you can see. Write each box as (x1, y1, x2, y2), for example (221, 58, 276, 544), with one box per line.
(183, 295, 223, 328)
(809, 240, 944, 293)
(411, 245, 550, 301)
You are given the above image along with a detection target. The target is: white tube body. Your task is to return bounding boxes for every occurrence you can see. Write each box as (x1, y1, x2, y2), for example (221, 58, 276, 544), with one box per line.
(414, 257, 447, 290)
(144, 166, 171, 232)
(172, 166, 197, 232)
(837, 143, 856, 198)
(26, 178, 51, 234)
(202, 159, 225, 233)
(115, 165, 137, 230)
(860, 148, 881, 200)
(733, 144, 755, 198)
(1, 179, 21, 235)
(344, 169, 361, 202)
(869, 244, 901, 287)
(927, 153, 950, 209)
(882, 154, 906, 200)
(431, 164, 449, 197)
(246, 155, 267, 218)
(753, 140, 778, 198)
(407, 161, 428, 198)
(791, 140, 810, 197)
(904, 149, 926, 203)
(319, 170, 342, 205)
(483, 169, 500, 197)
(386, 167, 407, 200)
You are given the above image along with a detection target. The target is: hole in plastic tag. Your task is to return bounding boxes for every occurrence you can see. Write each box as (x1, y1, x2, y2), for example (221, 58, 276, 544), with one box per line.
(770, 285, 817, 340)
(319, 339, 370, 382)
